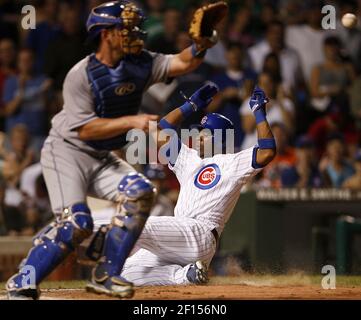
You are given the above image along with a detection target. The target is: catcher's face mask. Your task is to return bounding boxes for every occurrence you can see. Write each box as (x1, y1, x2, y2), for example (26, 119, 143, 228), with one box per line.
(117, 3, 147, 55)
(116, 26, 147, 56)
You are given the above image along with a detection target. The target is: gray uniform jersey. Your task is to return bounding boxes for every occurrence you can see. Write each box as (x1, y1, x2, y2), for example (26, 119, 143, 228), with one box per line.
(49, 51, 172, 154)
(41, 51, 172, 214)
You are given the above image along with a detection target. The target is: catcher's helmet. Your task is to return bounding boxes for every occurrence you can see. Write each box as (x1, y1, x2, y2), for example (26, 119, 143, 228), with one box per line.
(86, 0, 146, 38)
(198, 113, 234, 142)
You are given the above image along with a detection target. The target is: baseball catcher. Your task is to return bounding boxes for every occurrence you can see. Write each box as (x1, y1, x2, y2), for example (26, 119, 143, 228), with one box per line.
(6, 0, 227, 300)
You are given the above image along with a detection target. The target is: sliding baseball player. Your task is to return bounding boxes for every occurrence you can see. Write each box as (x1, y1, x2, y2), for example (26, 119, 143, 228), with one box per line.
(116, 84, 276, 286)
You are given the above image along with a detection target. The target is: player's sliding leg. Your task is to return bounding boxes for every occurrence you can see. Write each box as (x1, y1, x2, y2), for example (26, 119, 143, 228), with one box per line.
(121, 248, 209, 286)
(133, 216, 217, 266)
(86, 173, 156, 298)
(6, 204, 93, 300)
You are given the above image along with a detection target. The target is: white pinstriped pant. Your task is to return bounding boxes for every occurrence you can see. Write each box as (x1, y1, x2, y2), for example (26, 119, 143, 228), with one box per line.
(121, 216, 217, 286)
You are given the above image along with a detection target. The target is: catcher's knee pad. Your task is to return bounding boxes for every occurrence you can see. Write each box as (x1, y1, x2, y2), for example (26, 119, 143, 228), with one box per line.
(15, 203, 93, 286)
(118, 172, 156, 216)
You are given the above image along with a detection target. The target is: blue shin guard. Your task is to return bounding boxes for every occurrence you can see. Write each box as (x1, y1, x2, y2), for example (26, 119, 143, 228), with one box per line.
(7, 204, 93, 298)
(91, 173, 155, 284)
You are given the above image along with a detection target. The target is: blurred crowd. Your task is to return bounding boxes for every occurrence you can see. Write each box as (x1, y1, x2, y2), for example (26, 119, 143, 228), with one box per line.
(0, 0, 361, 236)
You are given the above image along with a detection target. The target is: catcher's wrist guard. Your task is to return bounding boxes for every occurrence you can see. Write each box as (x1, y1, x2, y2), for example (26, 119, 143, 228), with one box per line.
(191, 43, 207, 58)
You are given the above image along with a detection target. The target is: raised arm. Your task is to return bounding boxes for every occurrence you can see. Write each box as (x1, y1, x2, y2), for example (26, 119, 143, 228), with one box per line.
(248, 87, 276, 167)
(156, 83, 219, 148)
(167, 46, 204, 78)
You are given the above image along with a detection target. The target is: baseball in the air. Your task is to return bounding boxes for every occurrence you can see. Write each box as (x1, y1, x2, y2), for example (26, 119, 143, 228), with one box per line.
(341, 13, 358, 28)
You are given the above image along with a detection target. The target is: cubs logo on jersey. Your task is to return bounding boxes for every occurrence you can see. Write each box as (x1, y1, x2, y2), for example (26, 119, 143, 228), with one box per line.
(194, 164, 221, 190)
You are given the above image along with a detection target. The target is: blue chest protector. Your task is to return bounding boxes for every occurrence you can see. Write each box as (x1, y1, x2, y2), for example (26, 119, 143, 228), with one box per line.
(86, 52, 153, 150)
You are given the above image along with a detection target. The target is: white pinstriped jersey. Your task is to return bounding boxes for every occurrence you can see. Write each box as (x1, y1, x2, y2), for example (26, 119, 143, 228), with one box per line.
(169, 143, 262, 234)
(119, 143, 263, 286)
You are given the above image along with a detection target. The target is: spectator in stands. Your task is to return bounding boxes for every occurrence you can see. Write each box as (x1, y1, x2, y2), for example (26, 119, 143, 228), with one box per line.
(252, 3, 277, 38)
(2, 125, 35, 188)
(307, 108, 358, 159)
(24, 0, 60, 73)
(204, 9, 228, 69)
(343, 151, 361, 190)
(0, 38, 16, 131)
(281, 135, 322, 188)
(319, 133, 355, 188)
(240, 72, 295, 149)
(285, 2, 327, 83)
(0, 174, 5, 235)
(349, 74, 361, 130)
(248, 20, 303, 92)
(227, 6, 254, 48)
(261, 52, 294, 96)
(0, 0, 20, 42)
(278, 1, 307, 26)
(44, 7, 88, 91)
(309, 36, 356, 113)
(2, 48, 51, 150)
(144, 0, 165, 43)
(0, 215, 5, 235)
(257, 122, 296, 188)
(207, 43, 256, 150)
(21, 174, 51, 235)
(262, 52, 282, 85)
(148, 7, 181, 54)
(328, 1, 361, 71)
(0, 175, 24, 235)
(44, 6, 88, 117)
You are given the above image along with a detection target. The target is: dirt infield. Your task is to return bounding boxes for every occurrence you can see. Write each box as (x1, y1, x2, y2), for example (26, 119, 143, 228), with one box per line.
(1, 276, 361, 300)
(23, 284, 361, 300)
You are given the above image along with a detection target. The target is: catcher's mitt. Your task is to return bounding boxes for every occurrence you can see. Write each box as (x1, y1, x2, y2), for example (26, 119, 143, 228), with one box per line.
(189, 1, 228, 55)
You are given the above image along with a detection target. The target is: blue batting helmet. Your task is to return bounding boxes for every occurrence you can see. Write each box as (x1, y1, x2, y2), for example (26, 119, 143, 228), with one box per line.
(86, 1, 146, 38)
(198, 113, 234, 142)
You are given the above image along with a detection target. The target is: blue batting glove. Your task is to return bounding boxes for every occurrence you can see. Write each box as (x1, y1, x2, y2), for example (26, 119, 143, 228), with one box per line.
(190, 82, 219, 110)
(249, 86, 269, 112)
(180, 83, 219, 117)
(249, 86, 269, 124)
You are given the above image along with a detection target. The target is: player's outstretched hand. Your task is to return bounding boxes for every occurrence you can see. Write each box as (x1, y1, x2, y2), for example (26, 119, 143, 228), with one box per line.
(189, 82, 219, 111)
(249, 86, 269, 113)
